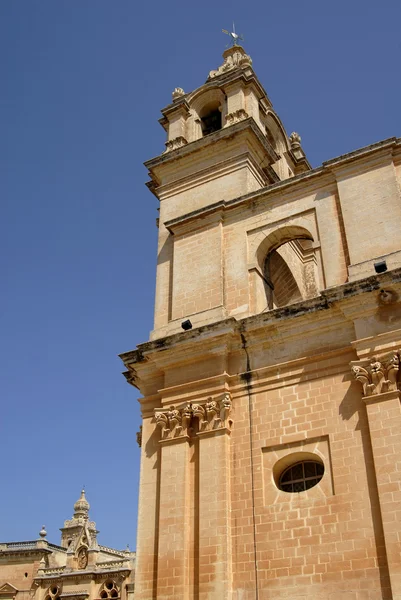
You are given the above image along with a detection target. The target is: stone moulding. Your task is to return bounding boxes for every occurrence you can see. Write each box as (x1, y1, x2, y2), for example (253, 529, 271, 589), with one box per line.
(208, 45, 252, 79)
(350, 351, 400, 397)
(35, 568, 130, 583)
(37, 566, 66, 575)
(225, 109, 249, 126)
(154, 393, 232, 442)
(164, 136, 188, 153)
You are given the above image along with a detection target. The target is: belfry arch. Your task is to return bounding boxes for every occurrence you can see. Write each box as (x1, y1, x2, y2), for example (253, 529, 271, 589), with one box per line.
(250, 223, 321, 313)
(186, 87, 226, 142)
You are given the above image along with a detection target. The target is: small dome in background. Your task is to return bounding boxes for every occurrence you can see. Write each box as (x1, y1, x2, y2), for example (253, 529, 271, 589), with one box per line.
(73, 489, 90, 518)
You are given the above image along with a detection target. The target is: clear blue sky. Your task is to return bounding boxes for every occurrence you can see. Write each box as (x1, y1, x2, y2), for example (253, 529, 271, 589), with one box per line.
(1, 1, 400, 550)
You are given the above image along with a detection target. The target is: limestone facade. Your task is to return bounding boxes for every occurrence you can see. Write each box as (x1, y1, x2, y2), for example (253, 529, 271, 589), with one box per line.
(0, 492, 135, 600)
(120, 45, 401, 599)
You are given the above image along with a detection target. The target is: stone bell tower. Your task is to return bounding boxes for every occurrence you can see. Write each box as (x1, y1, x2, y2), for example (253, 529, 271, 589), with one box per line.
(60, 490, 99, 570)
(121, 43, 401, 600)
(145, 44, 310, 341)
(120, 44, 311, 600)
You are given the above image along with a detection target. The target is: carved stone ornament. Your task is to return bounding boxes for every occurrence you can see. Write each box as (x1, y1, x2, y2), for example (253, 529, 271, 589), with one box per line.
(155, 394, 232, 441)
(172, 87, 185, 100)
(136, 425, 142, 448)
(164, 136, 188, 153)
(77, 546, 88, 569)
(225, 109, 249, 126)
(64, 518, 96, 529)
(350, 352, 400, 397)
(208, 46, 252, 79)
(289, 132, 301, 148)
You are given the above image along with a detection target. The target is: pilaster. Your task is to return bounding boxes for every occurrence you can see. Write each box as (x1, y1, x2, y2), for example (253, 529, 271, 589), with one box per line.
(157, 436, 191, 600)
(351, 352, 401, 599)
(196, 420, 232, 599)
(134, 416, 161, 600)
(150, 395, 233, 600)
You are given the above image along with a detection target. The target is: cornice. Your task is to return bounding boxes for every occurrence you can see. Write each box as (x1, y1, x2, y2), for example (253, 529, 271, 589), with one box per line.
(322, 137, 399, 168)
(156, 151, 269, 203)
(142, 347, 354, 405)
(165, 200, 226, 234)
(120, 319, 237, 368)
(35, 567, 131, 582)
(0, 541, 52, 557)
(161, 137, 399, 230)
(120, 268, 401, 374)
(144, 117, 278, 172)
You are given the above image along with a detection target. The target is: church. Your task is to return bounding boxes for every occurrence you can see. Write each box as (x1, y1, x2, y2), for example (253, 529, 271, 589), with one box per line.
(2, 42, 401, 600)
(119, 42, 401, 599)
(0, 491, 135, 600)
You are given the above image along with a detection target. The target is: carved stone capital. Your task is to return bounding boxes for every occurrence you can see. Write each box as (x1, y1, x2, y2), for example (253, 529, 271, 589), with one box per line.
(225, 109, 249, 126)
(154, 394, 232, 442)
(196, 393, 232, 435)
(350, 351, 400, 397)
(155, 404, 190, 441)
(164, 136, 188, 153)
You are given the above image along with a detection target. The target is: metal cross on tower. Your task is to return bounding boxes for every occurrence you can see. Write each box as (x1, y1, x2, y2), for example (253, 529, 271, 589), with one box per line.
(222, 22, 244, 46)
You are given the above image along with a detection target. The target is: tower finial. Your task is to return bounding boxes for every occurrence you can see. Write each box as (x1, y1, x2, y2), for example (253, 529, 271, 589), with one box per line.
(222, 23, 244, 47)
(39, 525, 47, 538)
(73, 488, 90, 519)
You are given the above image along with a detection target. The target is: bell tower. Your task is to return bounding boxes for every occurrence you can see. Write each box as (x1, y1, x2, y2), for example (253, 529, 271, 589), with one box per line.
(121, 40, 401, 600)
(146, 44, 310, 341)
(121, 45, 313, 600)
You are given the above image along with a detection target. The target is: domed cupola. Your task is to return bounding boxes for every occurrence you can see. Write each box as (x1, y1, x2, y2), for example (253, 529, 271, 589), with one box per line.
(73, 489, 90, 519)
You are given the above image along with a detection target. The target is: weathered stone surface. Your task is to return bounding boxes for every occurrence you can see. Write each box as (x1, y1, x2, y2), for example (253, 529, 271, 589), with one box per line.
(0, 492, 135, 600)
(125, 44, 401, 599)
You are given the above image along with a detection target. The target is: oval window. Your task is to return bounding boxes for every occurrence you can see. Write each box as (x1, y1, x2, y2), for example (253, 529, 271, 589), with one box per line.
(279, 460, 324, 493)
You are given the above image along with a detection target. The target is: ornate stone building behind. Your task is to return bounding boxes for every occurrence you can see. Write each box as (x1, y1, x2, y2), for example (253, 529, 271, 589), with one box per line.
(0, 491, 135, 600)
(120, 45, 401, 599)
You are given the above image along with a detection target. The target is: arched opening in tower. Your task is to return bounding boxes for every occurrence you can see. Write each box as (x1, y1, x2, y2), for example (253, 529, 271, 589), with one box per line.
(199, 101, 222, 136)
(264, 238, 318, 309)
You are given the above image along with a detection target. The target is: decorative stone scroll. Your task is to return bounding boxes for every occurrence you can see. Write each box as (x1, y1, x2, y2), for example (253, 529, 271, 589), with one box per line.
(164, 136, 188, 153)
(225, 109, 249, 126)
(155, 394, 232, 441)
(351, 352, 400, 397)
(208, 46, 252, 79)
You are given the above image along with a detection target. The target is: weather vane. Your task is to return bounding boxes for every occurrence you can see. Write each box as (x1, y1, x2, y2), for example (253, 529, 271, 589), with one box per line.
(222, 22, 244, 47)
